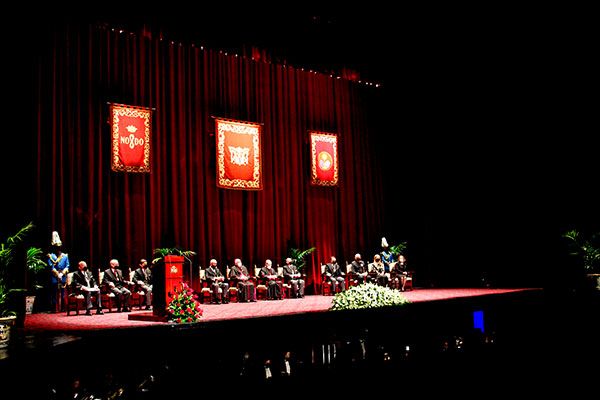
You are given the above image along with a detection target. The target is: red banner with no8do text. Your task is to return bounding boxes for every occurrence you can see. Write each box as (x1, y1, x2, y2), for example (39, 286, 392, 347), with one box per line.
(110, 103, 152, 173)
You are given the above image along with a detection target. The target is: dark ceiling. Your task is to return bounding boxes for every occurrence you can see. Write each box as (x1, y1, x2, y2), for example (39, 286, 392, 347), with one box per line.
(74, 8, 594, 89)
(13, 7, 595, 89)
(79, 13, 396, 83)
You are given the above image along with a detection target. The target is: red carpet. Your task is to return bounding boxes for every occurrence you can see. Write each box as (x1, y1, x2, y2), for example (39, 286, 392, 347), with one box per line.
(24, 288, 538, 332)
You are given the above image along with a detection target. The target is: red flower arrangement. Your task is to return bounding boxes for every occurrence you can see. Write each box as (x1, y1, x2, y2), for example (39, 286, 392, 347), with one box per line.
(166, 282, 203, 323)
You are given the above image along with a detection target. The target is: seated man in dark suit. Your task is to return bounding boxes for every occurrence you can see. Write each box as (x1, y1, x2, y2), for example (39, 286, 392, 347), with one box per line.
(259, 259, 282, 300)
(132, 258, 153, 310)
(229, 258, 256, 302)
(369, 254, 389, 287)
(71, 260, 103, 315)
(350, 253, 368, 285)
(283, 257, 305, 298)
(391, 254, 410, 291)
(205, 258, 229, 304)
(325, 256, 346, 292)
(103, 259, 132, 312)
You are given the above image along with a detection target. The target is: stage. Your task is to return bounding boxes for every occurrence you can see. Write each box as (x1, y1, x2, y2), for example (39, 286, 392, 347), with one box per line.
(23, 288, 538, 333)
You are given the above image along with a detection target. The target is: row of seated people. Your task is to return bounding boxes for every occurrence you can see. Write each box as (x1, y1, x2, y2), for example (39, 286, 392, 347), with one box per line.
(198, 258, 306, 304)
(65, 254, 407, 313)
(65, 258, 153, 315)
(321, 254, 413, 295)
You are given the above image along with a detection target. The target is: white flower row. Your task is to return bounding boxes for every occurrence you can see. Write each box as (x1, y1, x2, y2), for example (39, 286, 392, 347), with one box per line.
(330, 282, 409, 311)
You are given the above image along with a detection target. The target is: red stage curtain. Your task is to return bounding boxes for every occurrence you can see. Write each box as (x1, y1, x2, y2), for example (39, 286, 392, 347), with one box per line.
(34, 23, 384, 293)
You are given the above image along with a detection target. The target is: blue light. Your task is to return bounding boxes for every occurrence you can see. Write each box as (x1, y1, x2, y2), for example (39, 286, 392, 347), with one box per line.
(473, 310, 484, 333)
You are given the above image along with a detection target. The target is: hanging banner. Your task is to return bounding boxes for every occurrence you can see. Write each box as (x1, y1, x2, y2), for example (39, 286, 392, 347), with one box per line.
(310, 131, 338, 186)
(110, 103, 151, 173)
(216, 118, 262, 190)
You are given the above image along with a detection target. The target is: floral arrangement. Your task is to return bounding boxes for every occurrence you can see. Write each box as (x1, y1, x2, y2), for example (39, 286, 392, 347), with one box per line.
(330, 282, 410, 311)
(166, 282, 203, 323)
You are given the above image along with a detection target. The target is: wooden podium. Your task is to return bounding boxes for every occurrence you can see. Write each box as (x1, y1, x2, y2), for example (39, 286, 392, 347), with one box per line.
(129, 255, 184, 322)
(154, 255, 184, 317)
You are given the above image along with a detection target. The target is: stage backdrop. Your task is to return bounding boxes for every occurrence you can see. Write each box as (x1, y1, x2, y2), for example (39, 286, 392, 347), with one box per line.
(110, 103, 152, 173)
(216, 118, 262, 190)
(34, 23, 384, 293)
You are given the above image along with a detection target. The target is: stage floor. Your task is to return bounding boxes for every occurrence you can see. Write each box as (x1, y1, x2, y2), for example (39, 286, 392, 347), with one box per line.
(23, 288, 539, 333)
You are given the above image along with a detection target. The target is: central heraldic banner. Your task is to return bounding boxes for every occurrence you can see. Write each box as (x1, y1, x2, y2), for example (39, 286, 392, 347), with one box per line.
(216, 118, 262, 190)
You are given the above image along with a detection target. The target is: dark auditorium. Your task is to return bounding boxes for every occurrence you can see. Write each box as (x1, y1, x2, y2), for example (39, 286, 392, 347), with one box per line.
(1, 8, 598, 397)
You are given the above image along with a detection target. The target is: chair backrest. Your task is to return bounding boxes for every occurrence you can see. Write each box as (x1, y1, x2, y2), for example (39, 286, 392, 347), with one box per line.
(99, 271, 104, 284)
(368, 263, 374, 273)
(321, 264, 326, 275)
(66, 272, 74, 286)
(199, 269, 206, 280)
(277, 267, 284, 276)
(346, 262, 352, 274)
(129, 270, 135, 281)
(255, 266, 260, 277)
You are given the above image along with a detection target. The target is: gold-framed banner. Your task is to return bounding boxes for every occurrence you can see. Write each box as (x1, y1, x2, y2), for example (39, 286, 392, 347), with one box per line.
(216, 118, 262, 190)
(310, 131, 338, 186)
(110, 103, 152, 173)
